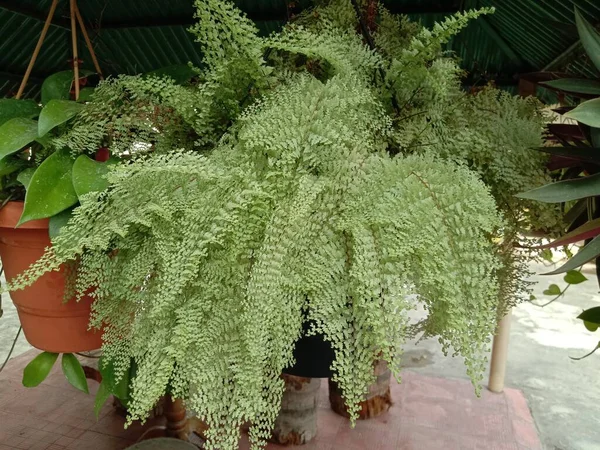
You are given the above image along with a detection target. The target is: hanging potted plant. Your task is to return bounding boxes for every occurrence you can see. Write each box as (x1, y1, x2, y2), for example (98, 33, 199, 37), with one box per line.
(5, 0, 563, 448)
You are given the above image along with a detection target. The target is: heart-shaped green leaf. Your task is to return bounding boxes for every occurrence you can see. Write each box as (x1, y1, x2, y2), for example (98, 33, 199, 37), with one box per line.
(41, 70, 93, 105)
(38, 100, 84, 137)
(94, 380, 111, 419)
(516, 172, 600, 203)
(0, 99, 40, 127)
(564, 270, 588, 285)
(541, 79, 600, 96)
(565, 98, 600, 128)
(542, 284, 561, 296)
(22, 352, 59, 387)
(584, 321, 599, 332)
(575, 7, 600, 72)
(0, 118, 38, 161)
(61, 353, 89, 394)
(72, 155, 114, 199)
(18, 149, 78, 225)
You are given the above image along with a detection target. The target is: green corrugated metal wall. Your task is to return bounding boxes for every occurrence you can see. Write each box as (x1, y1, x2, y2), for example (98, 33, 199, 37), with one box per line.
(0, 0, 598, 99)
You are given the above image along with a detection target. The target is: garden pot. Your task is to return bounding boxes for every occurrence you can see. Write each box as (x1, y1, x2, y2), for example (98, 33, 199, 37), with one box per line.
(283, 321, 335, 378)
(0, 201, 102, 353)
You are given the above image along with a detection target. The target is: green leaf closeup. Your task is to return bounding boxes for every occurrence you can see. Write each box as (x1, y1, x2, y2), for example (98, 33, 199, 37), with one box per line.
(0, 157, 26, 178)
(541, 78, 600, 96)
(22, 352, 58, 387)
(18, 149, 78, 225)
(516, 172, 600, 203)
(94, 380, 111, 419)
(565, 98, 600, 128)
(16, 167, 36, 190)
(542, 284, 561, 296)
(77, 87, 96, 103)
(0, 99, 40, 127)
(49, 207, 75, 239)
(575, 7, 600, 72)
(41, 70, 94, 105)
(545, 235, 600, 275)
(61, 353, 89, 394)
(0, 118, 38, 161)
(38, 100, 84, 137)
(144, 64, 197, 85)
(72, 155, 114, 199)
(564, 270, 588, 285)
(98, 356, 131, 401)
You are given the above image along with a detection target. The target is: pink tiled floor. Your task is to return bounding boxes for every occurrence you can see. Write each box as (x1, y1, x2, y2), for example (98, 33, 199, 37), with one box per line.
(0, 350, 541, 450)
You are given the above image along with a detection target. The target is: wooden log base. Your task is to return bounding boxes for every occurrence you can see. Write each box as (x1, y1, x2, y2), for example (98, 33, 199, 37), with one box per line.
(270, 374, 320, 445)
(328, 360, 392, 420)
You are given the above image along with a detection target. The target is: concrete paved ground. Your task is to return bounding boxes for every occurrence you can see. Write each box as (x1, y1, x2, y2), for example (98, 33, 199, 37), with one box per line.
(0, 260, 598, 449)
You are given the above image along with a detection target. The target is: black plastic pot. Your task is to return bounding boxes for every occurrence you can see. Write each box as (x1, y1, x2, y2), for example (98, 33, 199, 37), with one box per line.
(283, 323, 335, 378)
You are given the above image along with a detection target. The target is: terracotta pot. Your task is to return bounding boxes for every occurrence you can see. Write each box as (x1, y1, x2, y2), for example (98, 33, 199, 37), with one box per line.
(0, 201, 102, 353)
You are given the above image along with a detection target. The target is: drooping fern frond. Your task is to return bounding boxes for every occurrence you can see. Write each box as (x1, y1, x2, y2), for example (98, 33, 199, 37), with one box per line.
(6, 2, 561, 449)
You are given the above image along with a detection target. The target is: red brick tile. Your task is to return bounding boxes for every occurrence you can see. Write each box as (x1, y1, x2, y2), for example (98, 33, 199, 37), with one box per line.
(53, 436, 75, 447)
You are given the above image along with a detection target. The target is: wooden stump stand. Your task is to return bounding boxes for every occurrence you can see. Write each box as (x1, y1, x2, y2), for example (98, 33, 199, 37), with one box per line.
(270, 374, 320, 445)
(329, 360, 392, 420)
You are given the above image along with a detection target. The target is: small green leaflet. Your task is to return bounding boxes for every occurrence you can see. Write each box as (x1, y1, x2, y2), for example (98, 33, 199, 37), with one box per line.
(542, 284, 561, 296)
(22, 352, 58, 387)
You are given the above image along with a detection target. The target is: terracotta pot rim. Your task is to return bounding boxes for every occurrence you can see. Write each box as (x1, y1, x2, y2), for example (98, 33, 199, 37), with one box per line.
(0, 201, 49, 230)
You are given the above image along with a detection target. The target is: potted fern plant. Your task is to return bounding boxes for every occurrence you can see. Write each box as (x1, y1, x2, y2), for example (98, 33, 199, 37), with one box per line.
(5, 0, 562, 448)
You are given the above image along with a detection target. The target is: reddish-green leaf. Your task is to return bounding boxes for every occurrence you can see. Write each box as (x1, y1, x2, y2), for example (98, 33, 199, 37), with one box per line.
(544, 235, 600, 275)
(535, 218, 600, 249)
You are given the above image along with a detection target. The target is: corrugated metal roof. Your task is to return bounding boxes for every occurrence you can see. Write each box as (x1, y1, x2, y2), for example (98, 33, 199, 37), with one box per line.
(0, 0, 598, 99)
